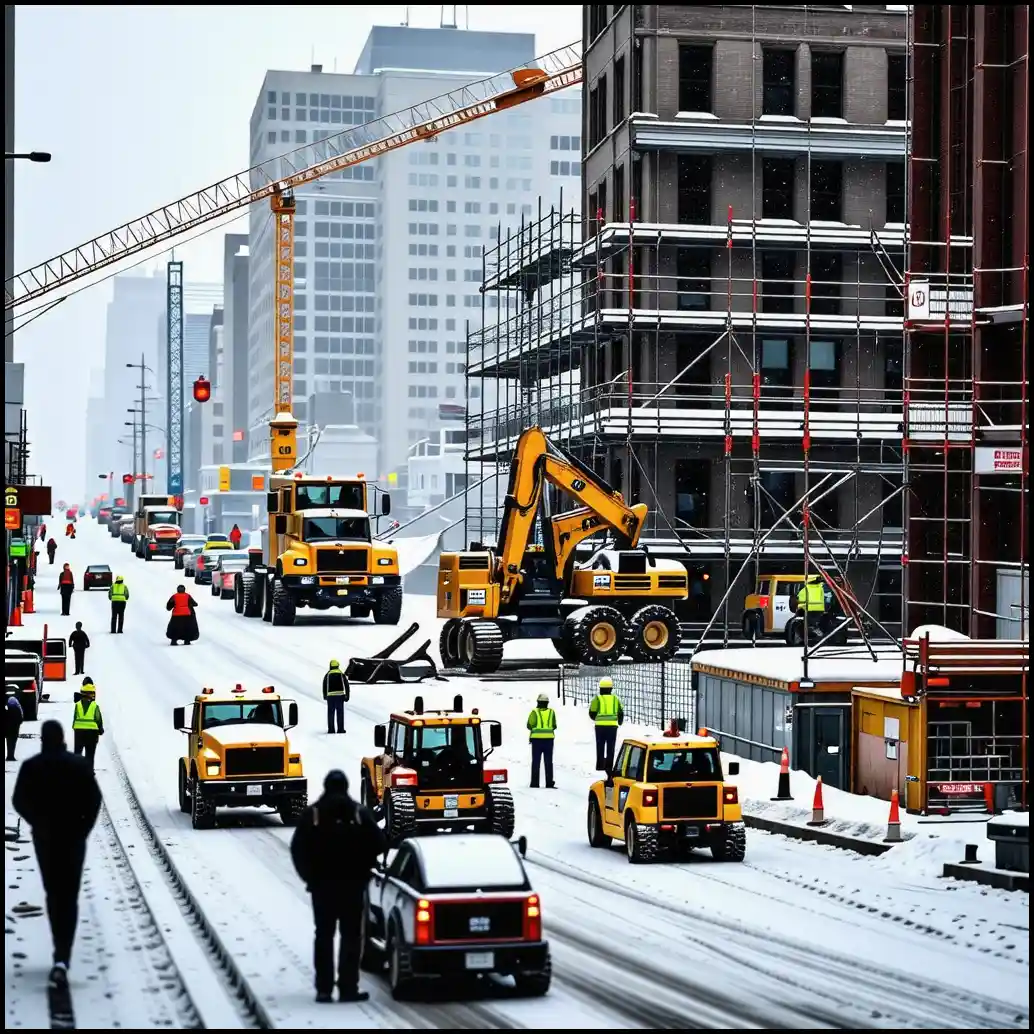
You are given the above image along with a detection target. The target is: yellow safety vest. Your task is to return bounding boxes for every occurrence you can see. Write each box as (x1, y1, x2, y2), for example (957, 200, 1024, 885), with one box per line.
(798, 582, 825, 612)
(592, 693, 620, 727)
(527, 707, 556, 740)
(73, 700, 100, 732)
(110, 582, 129, 602)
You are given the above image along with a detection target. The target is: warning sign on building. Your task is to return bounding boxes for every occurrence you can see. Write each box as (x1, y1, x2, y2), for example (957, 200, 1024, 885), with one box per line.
(907, 281, 930, 320)
(974, 446, 1024, 474)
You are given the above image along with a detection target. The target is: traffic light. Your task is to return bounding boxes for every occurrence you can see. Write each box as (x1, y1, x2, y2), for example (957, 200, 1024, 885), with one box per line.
(122, 474, 134, 485)
(193, 375, 212, 403)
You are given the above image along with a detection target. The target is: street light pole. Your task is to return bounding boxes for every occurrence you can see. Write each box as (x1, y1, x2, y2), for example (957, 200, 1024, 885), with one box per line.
(4, 151, 51, 163)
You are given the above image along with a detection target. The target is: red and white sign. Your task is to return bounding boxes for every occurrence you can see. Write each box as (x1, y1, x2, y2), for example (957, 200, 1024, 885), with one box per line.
(974, 446, 1024, 474)
(932, 782, 984, 796)
(199, 496, 209, 506)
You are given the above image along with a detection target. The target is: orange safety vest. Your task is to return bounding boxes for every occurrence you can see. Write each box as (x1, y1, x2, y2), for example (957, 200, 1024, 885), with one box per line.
(171, 592, 193, 616)
(59, 570, 74, 586)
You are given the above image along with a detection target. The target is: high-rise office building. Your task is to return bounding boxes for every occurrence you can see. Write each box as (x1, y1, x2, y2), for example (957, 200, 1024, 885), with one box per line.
(245, 24, 581, 472)
(184, 282, 223, 385)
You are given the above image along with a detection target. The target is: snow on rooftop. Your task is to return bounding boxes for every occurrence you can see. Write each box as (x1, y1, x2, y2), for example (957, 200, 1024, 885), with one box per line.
(691, 647, 903, 685)
(988, 810, 1029, 829)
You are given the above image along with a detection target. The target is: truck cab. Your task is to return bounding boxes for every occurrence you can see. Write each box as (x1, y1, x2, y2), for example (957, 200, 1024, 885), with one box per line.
(173, 685, 306, 830)
(132, 497, 180, 557)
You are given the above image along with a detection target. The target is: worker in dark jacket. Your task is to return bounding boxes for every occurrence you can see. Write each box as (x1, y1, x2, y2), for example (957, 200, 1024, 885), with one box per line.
(12, 720, 102, 989)
(290, 770, 387, 1004)
(46, 538, 57, 564)
(322, 659, 350, 735)
(165, 586, 200, 644)
(71, 679, 104, 770)
(68, 623, 90, 675)
(5, 688, 24, 761)
(58, 563, 75, 616)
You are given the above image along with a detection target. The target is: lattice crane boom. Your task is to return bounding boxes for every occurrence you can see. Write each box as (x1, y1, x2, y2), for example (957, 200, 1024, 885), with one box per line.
(3, 43, 582, 313)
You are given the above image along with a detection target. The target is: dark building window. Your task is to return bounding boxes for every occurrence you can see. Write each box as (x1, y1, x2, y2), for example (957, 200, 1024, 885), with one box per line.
(810, 253, 842, 316)
(884, 339, 903, 391)
(613, 57, 626, 124)
(588, 80, 608, 149)
(761, 251, 795, 314)
(614, 164, 626, 222)
(677, 155, 712, 224)
(808, 339, 840, 390)
(885, 162, 905, 223)
(810, 160, 843, 221)
(676, 249, 711, 311)
(678, 45, 714, 113)
(762, 158, 795, 219)
(881, 473, 903, 526)
(587, 5, 607, 42)
(760, 338, 792, 389)
(674, 460, 710, 529)
(811, 52, 844, 119)
(756, 470, 795, 528)
(588, 190, 599, 223)
(763, 49, 796, 117)
(887, 54, 907, 121)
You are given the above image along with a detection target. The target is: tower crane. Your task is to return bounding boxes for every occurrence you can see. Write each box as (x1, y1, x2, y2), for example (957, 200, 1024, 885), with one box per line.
(4, 43, 582, 477)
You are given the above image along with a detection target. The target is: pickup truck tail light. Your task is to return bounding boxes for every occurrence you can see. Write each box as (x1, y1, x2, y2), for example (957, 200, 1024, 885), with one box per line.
(642, 789, 658, 807)
(757, 595, 770, 609)
(484, 768, 508, 784)
(391, 768, 418, 788)
(723, 786, 739, 805)
(523, 894, 541, 941)
(415, 899, 433, 945)
(149, 542, 158, 550)
(196, 557, 205, 569)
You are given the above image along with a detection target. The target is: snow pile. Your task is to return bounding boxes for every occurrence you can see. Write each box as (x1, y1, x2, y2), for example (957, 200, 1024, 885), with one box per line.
(390, 532, 443, 577)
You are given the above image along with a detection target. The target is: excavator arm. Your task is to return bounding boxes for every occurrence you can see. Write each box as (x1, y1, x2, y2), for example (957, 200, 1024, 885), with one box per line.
(495, 427, 647, 605)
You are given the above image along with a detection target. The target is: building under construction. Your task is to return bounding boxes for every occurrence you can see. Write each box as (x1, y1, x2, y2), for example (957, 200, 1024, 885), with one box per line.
(467, 5, 920, 645)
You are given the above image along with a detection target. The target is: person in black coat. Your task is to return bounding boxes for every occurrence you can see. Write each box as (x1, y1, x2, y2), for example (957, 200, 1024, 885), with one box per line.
(290, 770, 387, 1004)
(5, 689, 24, 761)
(321, 659, 350, 735)
(12, 720, 102, 989)
(68, 623, 90, 676)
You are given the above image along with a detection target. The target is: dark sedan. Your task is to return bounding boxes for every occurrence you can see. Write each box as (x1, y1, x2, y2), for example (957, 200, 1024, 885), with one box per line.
(83, 564, 114, 591)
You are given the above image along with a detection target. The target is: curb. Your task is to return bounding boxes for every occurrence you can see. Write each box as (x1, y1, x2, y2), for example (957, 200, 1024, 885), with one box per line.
(744, 814, 892, 856)
(942, 862, 1029, 892)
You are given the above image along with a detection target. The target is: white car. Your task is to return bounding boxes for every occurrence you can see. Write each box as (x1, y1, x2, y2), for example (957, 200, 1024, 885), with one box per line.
(119, 515, 135, 543)
(210, 551, 251, 599)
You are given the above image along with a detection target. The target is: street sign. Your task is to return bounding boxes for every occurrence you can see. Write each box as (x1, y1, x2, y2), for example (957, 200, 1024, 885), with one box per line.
(169, 473, 183, 495)
(6, 484, 52, 516)
(9, 538, 28, 558)
(5, 508, 21, 530)
(907, 281, 930, 320)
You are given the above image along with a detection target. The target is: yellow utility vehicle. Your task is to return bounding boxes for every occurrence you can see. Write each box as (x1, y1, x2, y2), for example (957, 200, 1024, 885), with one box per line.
(173, 685, 306, 830)
(586, 732, 745, 863)
(437, 427, 688, 673)
(234, 474, 400, 627)
(742, 572, 853, 644)
(360, 693, 513, 846)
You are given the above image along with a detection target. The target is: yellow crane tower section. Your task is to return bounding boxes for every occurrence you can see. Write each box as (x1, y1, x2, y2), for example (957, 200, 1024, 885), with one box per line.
(270, 190, 298, 472)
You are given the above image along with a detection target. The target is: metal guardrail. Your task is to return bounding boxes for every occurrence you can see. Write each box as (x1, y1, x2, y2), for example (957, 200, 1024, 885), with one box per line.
(558, 662, 697, 731)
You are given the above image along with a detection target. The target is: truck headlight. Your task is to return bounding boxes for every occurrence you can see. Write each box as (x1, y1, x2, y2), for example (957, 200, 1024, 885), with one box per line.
(206, 762, 220, 776)
(377, 557, 392, 566)
(293, 558, 307, 567)
(300, 576, 316, 585)
(371, 576, 384, 584)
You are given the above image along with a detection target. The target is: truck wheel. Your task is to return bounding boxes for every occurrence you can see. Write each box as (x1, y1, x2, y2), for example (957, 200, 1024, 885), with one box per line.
(277, 796, 306, 827)
(22, 693, 38, 723)
(785, 617, 804, 646)
(711, 824, 747, 862)
(553, 624, 581, 664)
(211, 579, 220, 597)
(388, 927, 416, 1000)
(190, 777, 216, 830)
(220, 588, 233, 600)
(625, 605, 681, 662)
(359, 770, 377, 808)
(439, 619, 462, 667)
(514, 953, 552, 996)
(571, 606, 625, 665)
(261, 575, 274, 623)
(624, 815, 658, 864)
(271, 580, 296, 626)
(373, 586, 403, 625)
(384, 788, 417, 845)
(359, 898, 386, 973)
(350, 604, 372, 619)
(144, 547, 152, 561)
(242, 573, 261, 618)
(486, 786, 515, 838)
(587, 794, 611, 848)
(460, 620, 504, 674)
(177, 764, 191, 814)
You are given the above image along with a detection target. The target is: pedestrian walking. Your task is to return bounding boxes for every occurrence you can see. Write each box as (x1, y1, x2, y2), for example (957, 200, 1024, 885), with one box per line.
(290, 770, 387, 1004)
(68, 622, 90, 675)
(58, 564, 75, 616)
(39, 523, 46, 542)
(229, 523, 242, 549)
(71, 679, 104, 771)
(526, 692, 557, 788)
(5, 688, 24, 761)
(11, 719, 102, 988)
(165, 585, 199, 645)
(322, 659, 350, 735)
(108, 575, 129, 633)
(46, 538, 57, 565)
(589, 676, 624, 772)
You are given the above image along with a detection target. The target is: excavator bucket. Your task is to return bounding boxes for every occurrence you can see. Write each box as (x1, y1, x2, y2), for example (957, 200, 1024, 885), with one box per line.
(345, 622, 440, 684)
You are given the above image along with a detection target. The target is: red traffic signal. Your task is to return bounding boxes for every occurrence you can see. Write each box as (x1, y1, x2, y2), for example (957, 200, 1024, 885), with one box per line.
(199, 496, 209, 506)
(122, 474, 134, 485)
(193, 376, 212, 403)
(173, 495, 184, 510)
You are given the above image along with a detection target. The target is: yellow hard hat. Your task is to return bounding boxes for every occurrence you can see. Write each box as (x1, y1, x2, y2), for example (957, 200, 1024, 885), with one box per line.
(598, 676, 614, 690)
(329, 659, 340, 669)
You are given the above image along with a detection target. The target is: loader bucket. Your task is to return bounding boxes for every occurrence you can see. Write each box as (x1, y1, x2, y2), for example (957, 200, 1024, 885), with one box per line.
(345, 622, 441, 684)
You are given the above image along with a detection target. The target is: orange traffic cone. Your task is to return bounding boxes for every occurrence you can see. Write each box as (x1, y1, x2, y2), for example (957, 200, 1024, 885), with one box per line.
(807, 776, 826, 825)
(883, 789, 903, 843)
(771, 746, 793, 800)
(22, 589, 34, 614)
(10, 601, 23, 627)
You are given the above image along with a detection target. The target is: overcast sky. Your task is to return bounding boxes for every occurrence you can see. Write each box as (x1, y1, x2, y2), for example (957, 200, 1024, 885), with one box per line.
(12, 4, 581, 500)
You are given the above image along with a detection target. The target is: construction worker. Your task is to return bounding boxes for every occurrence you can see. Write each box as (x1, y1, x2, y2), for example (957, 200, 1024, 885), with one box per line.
(796, 577, 828, 637)
(589, 676, 624, 772)
(68, 623, 90, 676)
(57, 564, 75, 616)
(108, 575, 129, 634)
(526, 692, 557, 789)
(46, 537, 57, 564)
(322, 660, 350, 735)
(229, 523, 242, 549)
(71, 679, 104, 771)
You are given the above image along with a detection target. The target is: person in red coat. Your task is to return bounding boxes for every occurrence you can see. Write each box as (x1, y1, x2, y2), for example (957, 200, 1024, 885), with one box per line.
(58, 564, 75, 616)
(165, 585, 200, 645)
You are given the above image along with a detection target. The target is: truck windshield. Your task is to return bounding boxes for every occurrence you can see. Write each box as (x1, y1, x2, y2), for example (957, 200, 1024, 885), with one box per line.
(647, 748, 722, 783)
(147, 510, 178, 525)
(295, 483, 364, 510)
(201, 702, 282, 728)
(302, 516, 370, 542)
(415, 725, 479, 761)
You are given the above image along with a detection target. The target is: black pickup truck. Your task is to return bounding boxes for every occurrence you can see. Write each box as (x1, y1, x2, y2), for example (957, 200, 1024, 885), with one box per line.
(360, 833, 551, 1000)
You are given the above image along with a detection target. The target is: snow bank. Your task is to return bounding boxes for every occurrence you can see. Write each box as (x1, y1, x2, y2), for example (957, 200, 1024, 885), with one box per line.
(390, 532, 443, 577)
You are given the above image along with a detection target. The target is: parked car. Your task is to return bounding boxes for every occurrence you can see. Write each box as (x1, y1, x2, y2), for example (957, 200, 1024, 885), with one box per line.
(83, 564, 113, 591)
(193, 541, 235, 586)
(182, 544, 206, 579)
(174, 535, 207, 570)
(119, 515, 135, 543)
(108, 509, 128, 536)
(209, 551, 251, 599)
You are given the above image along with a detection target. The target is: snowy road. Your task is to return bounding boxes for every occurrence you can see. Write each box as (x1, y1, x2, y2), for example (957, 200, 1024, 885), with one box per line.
(9, 521, 1029, 1029)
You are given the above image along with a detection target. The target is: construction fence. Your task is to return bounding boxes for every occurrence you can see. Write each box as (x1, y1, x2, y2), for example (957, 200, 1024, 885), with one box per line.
(557, 662, 697, 732)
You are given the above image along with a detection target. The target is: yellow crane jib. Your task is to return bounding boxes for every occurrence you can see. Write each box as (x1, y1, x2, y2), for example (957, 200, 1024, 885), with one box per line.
(270, 189, 298, 473)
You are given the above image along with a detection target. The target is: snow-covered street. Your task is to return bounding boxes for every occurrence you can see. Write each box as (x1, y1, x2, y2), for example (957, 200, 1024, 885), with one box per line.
(6, 521, 1030, 1029)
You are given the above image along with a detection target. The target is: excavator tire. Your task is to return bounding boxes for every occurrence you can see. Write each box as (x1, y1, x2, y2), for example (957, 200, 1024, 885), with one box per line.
(439, 619, 463, 668)
(271, 579, 296, 626)
(373, 586, 403, 625)
(552, 625, 581, 664)
(460, 620, 505, 674)
(625, 605, 681, 662)
(261, 574, 274, 623)
(486, 786, 515, 838)
(570, 606, 626, 665)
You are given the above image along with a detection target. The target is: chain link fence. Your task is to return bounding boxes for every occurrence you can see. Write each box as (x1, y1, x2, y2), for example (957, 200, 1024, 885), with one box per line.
(557, 663, 697, 731)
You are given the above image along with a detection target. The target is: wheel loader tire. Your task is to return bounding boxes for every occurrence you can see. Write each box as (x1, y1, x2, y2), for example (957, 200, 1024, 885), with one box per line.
(242, 572, 262, 618)
(460, 620, 504, 674)
(271, 579, 297, 626)
(439, 619, 462, 667)
(625, 605, 681, 662)
(384, 788, 417, 845)
(570, 606, 625, 665)
(785, 616, 804, 646)
(553, 623, 581, 664)
(374, 586, 403, 625)
(262, 574, 274, 623)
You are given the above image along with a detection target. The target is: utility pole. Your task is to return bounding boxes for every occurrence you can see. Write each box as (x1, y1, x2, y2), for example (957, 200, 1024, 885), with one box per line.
(140, 352, 147, 492)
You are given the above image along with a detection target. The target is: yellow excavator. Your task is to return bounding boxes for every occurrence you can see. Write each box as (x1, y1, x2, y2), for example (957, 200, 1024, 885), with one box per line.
(437, 427, 689, 673)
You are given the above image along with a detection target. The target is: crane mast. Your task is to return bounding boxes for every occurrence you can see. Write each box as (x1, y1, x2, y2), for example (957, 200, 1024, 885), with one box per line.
(270, 191, 297, 473)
